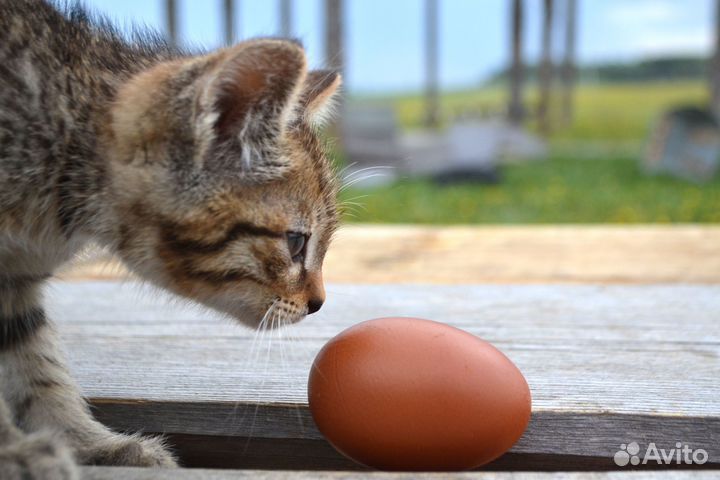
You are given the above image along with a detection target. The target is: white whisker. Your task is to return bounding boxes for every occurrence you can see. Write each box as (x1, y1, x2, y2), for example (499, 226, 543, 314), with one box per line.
(339, 172, 390, 191)
(335, 161, 359, 178)
(341, 165, 394, 181)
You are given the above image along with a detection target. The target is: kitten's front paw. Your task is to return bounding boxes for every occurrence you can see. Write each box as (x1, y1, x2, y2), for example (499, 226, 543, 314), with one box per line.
(0, 431, 78, 480)
(80, 433, 177, 468)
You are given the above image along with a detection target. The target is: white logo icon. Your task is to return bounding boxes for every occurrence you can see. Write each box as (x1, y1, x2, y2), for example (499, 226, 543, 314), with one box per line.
(614, 442, 709, 466)
(614, 442, 641, 466)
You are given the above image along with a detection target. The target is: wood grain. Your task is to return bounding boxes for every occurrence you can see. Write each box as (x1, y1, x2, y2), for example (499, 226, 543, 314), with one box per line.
(57, 225, 720, 284)
(80, 466, 720, 479)
(48, 282, 719, 469)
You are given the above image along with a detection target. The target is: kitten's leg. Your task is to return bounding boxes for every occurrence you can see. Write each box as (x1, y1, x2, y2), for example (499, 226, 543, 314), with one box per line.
(0, 278, 78, 479)
(1, 278, 177, 468)
(0, 394, 78, 480)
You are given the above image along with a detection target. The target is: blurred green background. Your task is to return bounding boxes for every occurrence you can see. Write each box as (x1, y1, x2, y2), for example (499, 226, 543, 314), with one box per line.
(340, 80, 720, 224)
(85, 0, 720, 225)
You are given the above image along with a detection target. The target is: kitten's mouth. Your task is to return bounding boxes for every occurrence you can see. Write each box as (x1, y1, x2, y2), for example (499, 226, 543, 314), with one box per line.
(256, 297, 307, 328)
(282, 311, 307, 325)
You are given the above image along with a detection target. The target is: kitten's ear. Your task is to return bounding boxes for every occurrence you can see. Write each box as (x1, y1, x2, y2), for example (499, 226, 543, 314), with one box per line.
(301, 70, 342, 127)
(199, 39, 307, 149)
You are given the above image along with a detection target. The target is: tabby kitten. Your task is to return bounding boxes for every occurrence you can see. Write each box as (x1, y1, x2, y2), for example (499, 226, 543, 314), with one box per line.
(0, 0, 341, 477)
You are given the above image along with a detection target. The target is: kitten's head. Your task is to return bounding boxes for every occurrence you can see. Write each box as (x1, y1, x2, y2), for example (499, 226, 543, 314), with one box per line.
(104, 39, 341, 328)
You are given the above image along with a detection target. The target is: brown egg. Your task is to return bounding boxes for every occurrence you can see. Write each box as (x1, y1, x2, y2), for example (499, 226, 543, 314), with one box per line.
(307, 317, 531, 471)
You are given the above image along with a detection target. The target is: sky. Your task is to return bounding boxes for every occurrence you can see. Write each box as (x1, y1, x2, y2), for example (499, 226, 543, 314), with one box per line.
(83, 0, 715, 93)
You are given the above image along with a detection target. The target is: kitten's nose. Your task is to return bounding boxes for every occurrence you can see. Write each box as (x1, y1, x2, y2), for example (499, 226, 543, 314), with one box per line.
(306, 270, 325, 315)
(307, 298, 324, 315)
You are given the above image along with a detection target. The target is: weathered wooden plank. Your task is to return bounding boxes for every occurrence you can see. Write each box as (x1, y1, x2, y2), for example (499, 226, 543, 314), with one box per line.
(46, 282, 720, 469)
(79, 467, 720, 480)
(51, 282, 720, 344)
(58, 225, 720, 284)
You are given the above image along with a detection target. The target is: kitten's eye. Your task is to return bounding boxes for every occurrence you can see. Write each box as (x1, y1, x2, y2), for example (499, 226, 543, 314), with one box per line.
(286, 232, 307, 262)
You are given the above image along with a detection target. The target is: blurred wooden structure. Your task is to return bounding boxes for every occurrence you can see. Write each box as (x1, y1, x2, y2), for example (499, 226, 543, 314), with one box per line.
(160, 0, 586, 137)
(711, 0, 720, 118)
(508, 0, 525, 124)
(279, 0, 292, 37)
(340, 105, 405, 172)
(561, 0, 577, 125)
(644, 107, 720, 182)
(339, 107, 548, 183)
(424, 0, 440, 128)
(537, 0, 554, 134)
(339, 105, 448, 181)
(508, 0, 577, 132)
(324, 0, 343, 75)
(223, 0, 236, 45)
(164, 0, 177, 46)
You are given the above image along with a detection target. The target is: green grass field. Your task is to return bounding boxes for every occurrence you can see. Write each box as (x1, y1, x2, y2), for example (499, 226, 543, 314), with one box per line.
(340, 155, 720, 224)
(341, 81, 720, 224)
(371, 80, 708, 141)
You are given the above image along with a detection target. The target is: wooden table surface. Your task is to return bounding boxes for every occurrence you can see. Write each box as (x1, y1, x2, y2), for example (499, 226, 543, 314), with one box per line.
(52, 225, 720, 477)
(79, 467, 720, 479)
(59, 225, 720, 284)
(49, 281, 719, 474)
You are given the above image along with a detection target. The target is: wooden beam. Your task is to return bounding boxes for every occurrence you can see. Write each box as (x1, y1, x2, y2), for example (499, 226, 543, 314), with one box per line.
(711, 0, 720, 117)
(50, 282, 720, 469)
(324, 0, 343, 74)
(537, 0, 555, 134)
(165, 0, 178, 46)
(80, 467, 720, 479)
(561, 0, 577, 125)
(323, 0, 344, 140)
(424, 0, 440, 128)
(508, 0, 525, 124)
(279, 0, 292, 37)
(223, 0, 236, 46)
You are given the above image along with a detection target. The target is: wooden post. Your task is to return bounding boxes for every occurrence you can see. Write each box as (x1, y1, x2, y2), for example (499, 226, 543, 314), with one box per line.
(279, 0, 292, 37)
(223, 0, 236, 46)
(711, 0, 720, 118)
(424, 0, 440, 128)
(538, 0, 555, 134)
(165, 0, 178, 46)
(324, 0, 344, 75)
(561, 0, 577, 125)
(508, 0, 525, 124)
(324, 0, 344, 140)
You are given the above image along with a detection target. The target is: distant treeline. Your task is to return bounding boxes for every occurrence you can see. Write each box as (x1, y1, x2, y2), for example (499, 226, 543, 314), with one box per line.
(487, 56, 708, 85)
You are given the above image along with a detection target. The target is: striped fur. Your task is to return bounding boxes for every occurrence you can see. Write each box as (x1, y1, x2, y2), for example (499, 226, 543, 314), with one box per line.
(0, 308, 47, 350)
(0, 0, 341, 477)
